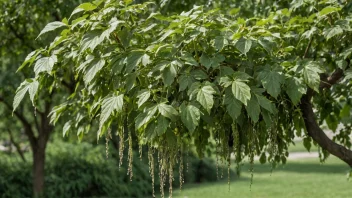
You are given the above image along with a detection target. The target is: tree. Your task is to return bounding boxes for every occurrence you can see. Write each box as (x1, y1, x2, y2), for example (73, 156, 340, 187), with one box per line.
(0, 0, 87, 196)
(14, 0, 352, 197)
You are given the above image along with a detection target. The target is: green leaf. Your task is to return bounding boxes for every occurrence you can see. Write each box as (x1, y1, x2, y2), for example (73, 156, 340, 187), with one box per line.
(137, 89, 151, 108)
(301, 27, 317, 40)
(258, 70, 283, 98)
(136, 105, 158, 129)
(345, 68, 352, 80)
(145, 122, 157, 140)
(125, 51, 144, 73)
(323, 26, 343, 40)
(336, 59, 347, 70)
(210, 54, 225, 68)
(100, 18, 125, 40)
(233, 71, 252, 81)
(158, 103, 178, 121)
(13, 79, 39, 112)
(197, 85, 216, 113)
(258, 37, 274, 53)
(84, 59, 105, 84)
(303, 61, 323, 92)
(156, 115, 169, 136)
(36, 21, 67, 39)
(245, 95, 260, 123)
(99, 94, 124, 133)
(303, 137, 312, 152)
(224, 88, 242, 120)
(162, 64, 177, 85)
(319, 6, 341, 16)
(78, 2, 97, 11)
(181, 52, 198, 66)
(214, 36, 228, 51)
(191, 69, 208, 80)
(158, 29, 175, 42)
(28, 80, 39, 105)
(220, 76, 232, 87)
(231, 80, 251, 105)
(180, 104, 200, 133)
(285, 77, 306, 105)
(17, 51, 39, 72)
(117, 27, 131, 48)
(340, 47, 352, 59)
(81, 30, 104, 52)
(200, 53, 211, 69)
(63, 121, 72, 137)
(261, 109, 272, 128)
(70, 8, 85, 19)
(34, 55, 57, 76)
(179, 74, 194, 91)
(125, 73, 137, 91)
(188, 82, 201, 99)
(255, 94, 275, 113)
(235, 37, 252, 55)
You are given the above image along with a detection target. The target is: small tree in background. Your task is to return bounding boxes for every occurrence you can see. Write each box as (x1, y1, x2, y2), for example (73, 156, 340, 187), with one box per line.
(13, 0, 352, 197)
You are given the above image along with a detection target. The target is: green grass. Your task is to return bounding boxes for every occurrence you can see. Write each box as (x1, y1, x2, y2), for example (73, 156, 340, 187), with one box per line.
(171, 157, 351, 198)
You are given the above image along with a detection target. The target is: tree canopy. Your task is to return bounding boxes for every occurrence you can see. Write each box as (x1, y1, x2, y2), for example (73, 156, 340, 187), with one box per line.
(14, 0, 352, 197)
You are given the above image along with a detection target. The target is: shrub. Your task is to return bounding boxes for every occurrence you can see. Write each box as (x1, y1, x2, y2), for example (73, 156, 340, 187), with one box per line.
(0, 141, 229, 197)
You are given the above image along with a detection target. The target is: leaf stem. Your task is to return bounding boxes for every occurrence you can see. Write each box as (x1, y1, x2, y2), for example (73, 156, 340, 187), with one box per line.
(303, 37, 313, 59)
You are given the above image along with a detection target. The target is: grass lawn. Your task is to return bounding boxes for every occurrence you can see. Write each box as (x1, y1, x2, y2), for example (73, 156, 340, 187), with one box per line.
(171, 156, 351, 198)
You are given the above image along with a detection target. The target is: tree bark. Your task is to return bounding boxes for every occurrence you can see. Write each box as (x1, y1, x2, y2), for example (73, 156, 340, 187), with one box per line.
(300, 95, 352, 167)
(32, 141, 46, 197)
(300, 61, 352, 167)
(32, 103, 52, 196)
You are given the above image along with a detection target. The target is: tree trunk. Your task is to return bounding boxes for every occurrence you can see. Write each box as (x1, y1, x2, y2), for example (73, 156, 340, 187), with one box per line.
(33, 146, 45, 196)
(32, 135, 48, 197)
(32, 109, 51, 197)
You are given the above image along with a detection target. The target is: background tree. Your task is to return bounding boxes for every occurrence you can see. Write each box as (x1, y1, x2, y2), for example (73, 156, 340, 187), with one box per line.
(10, 0, 352, 197)
(0, 0, 88, 195)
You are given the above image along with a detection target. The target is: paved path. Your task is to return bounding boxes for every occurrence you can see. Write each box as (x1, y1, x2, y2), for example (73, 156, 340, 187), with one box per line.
(253, 152, 319, 161)
(286, 152, 319, 159)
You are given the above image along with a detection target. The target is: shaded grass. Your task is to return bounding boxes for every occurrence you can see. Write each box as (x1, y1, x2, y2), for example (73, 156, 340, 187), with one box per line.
(171, 157, 351, 198)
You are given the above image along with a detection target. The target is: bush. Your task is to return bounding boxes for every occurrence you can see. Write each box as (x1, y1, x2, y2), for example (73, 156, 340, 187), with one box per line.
(0, 141, 229, 197)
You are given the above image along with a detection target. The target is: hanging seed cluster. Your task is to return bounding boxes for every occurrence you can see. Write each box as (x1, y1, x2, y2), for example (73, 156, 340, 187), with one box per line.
(107, 112, 295, 198)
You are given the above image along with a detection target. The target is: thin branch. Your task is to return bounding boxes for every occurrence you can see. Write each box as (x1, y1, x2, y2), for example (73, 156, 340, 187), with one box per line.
(7, 128, 26, 162)
(319, 68, 344, 90)
(303, 37, 313, 59)
(0, 96, 37, 149)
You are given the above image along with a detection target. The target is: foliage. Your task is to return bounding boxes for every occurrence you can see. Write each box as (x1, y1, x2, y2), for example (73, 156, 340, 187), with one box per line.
(0, 141, 222, 197)
(14, 0, 352, 197)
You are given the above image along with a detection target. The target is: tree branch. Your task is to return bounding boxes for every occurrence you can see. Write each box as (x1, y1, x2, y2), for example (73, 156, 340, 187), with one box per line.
(0, 96, 37, 149)
(7, 128, 26, 162)
(319, 68, 344, 90)
(303, 37, 313, 59)
(300, 59, 352, 167)
(300, 95, 352, 167)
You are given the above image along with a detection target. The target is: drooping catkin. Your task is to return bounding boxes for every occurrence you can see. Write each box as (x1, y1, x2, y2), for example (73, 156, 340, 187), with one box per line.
(118, 125, 124, 170)
(148, 147, 155, 198)
(127, 129, 133, 181)
(105, 128, 111, 159)
(179, 143, 184, 190)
